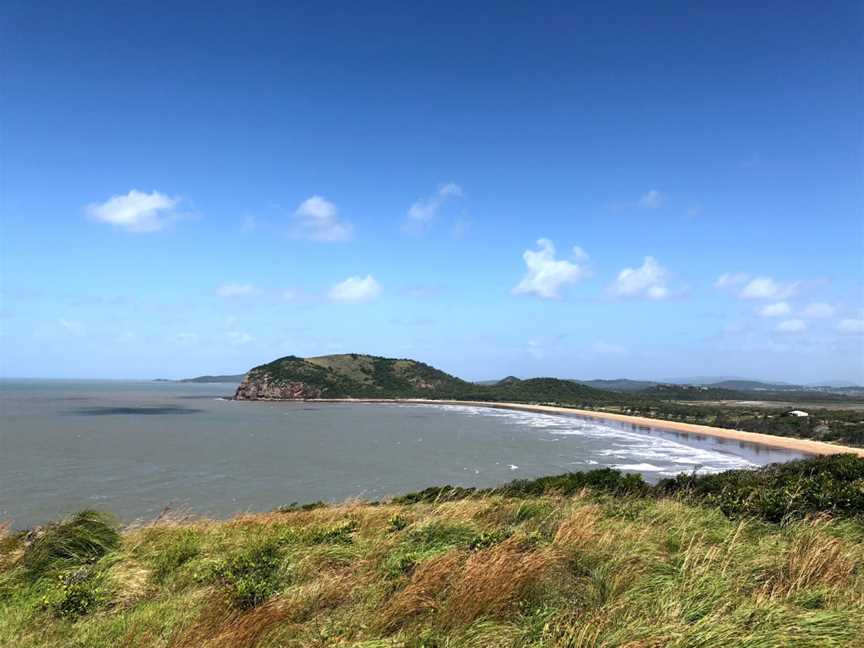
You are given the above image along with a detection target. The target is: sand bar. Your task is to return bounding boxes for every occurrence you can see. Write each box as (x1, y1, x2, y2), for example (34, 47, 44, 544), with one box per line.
(303, 398, 864, 458)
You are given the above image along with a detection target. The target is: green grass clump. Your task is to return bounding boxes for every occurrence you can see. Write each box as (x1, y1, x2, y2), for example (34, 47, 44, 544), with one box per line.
(213, 540, 286, 609)
(21, 510, 120, 578)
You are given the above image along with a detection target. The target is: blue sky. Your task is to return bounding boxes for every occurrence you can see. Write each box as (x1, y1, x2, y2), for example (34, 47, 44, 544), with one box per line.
(1, 1, 862, 383)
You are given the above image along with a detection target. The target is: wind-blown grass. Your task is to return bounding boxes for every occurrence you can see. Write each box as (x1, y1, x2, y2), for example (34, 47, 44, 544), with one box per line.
(1, 457, 863, 647)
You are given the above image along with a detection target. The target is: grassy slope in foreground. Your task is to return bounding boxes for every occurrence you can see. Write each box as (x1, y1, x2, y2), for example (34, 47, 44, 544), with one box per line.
(2, 455, 864, 647)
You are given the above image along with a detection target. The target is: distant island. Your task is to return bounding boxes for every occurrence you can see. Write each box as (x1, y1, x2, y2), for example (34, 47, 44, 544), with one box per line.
(179, 374, 246, 383)
(154, 374, 247, 384)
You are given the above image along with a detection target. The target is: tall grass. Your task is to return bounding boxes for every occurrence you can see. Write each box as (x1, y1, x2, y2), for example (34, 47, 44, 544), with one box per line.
(1, 457, 863, 647)
(21, 510, 120, 577)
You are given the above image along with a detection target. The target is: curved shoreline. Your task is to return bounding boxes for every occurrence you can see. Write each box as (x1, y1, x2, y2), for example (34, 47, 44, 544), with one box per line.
(296, 398, 864, 458)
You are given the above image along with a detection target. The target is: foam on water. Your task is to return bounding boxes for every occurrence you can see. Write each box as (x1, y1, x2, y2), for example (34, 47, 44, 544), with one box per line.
(414, 404, 757, 476)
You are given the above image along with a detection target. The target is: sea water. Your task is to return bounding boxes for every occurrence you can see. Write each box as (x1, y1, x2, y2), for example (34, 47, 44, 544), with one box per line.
(0, 379, 803, 528)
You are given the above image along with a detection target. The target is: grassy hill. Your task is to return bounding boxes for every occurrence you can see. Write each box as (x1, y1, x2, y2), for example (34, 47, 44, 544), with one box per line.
(2, 455, 863, 647)
(235, 354, 472, 400)
(235, 354, 629, 405)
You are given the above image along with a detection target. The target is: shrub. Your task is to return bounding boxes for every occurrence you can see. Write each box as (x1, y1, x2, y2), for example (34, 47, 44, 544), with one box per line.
(387, 514, 410, 533)
(658, 454, 864, 522)
(214, 541, 285, 609)
(43, 566, 104, 618)
(22, 510, 120, 578)
(496, 468, 649, 498)
(307, 519, 358, 544)
(467, 529, 512, 551)
(393, 468, 649, 505)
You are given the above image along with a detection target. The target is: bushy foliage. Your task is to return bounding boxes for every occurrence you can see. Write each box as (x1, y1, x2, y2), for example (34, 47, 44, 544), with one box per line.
(394, 468, 649, 505)
(44, 567, 104, 618)
(395, 457, 864, 523)
(658, 453, 864, 522)
(214, 541, 285, 609)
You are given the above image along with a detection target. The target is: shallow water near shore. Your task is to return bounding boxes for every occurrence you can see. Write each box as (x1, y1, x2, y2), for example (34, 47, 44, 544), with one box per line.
(0, 379, 805, 528)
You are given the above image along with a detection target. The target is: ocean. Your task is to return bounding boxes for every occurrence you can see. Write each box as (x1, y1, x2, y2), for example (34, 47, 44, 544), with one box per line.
(0, 379, 804, 528)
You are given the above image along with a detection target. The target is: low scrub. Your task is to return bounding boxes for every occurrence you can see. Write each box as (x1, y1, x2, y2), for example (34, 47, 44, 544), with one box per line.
(658, 453, 864, 521)
(1, 455, 863, 647)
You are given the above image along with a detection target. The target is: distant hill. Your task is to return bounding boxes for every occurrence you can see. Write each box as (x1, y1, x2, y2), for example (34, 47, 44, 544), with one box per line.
(179, 374, 246, 383)
(234, 355, 617, 404)
(233, 354, 863, 405)
(235, 354, 471, 400)
(574, 378, 659, 393)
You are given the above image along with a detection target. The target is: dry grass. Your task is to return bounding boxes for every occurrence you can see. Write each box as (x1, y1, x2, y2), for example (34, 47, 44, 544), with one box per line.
(552, 504, 602, 551)
(443, 535, 559, 627)
(758, 520, 857, 601)
(171, 571, 354, 648)
(378, 550, 466, 632)
(107, 559, 152, 608)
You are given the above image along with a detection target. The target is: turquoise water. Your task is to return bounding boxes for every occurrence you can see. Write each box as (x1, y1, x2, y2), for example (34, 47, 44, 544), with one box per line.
(0, 379, 803, 528)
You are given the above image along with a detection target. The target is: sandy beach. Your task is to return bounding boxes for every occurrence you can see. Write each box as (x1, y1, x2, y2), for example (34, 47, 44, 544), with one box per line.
(308, 398, 864, 458)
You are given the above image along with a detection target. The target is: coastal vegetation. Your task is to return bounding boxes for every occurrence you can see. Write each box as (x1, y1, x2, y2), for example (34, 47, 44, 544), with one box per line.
(234, 354, 864, 447)
(2, 455, 864, 647)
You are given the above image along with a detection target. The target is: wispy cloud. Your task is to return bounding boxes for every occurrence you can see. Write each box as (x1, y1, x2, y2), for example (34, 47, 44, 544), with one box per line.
(611, 256, 670, 300)
(227, 331, 254, 345)
(802, 302, 836, 319)
(86, 190, 182, 233)
(776, 319, 807, 334)
(512, 239, 590, 300)
(216, 283, 258, 297)
(838, 318, 864, 335)
(403, 182, 464, 233)
(610, 189, 665, 212)
(290, 196, 353, 242)
(714, 272, 749, 288)
(758, 301, 791, 318)
(58, 318, 84, 335)
(328, 275, 382, 303)
(638, 189, 663, 209)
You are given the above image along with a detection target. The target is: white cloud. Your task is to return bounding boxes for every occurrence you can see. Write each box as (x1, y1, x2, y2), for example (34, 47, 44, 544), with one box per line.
(291, 196, 353, 242)
(86, 190, 180, 233)
(328, 275, 382, 303)
(611, 256, 669, 300)
(404, 182, 464, 231)
(216, 283, 257, 297)
(714, 272, 749, 288)
(512, 239, 590, 300)
(758, 301, 791, 318)
(802, 302, 836, 319)
(739, 276, 799, 300)
(638, 189, 663, 209)
(776, 319, 807, 334)
(838, 318, 864, 335)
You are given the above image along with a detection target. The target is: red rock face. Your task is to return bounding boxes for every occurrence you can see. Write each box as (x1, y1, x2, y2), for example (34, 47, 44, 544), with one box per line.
(233, 374, 324, 400)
